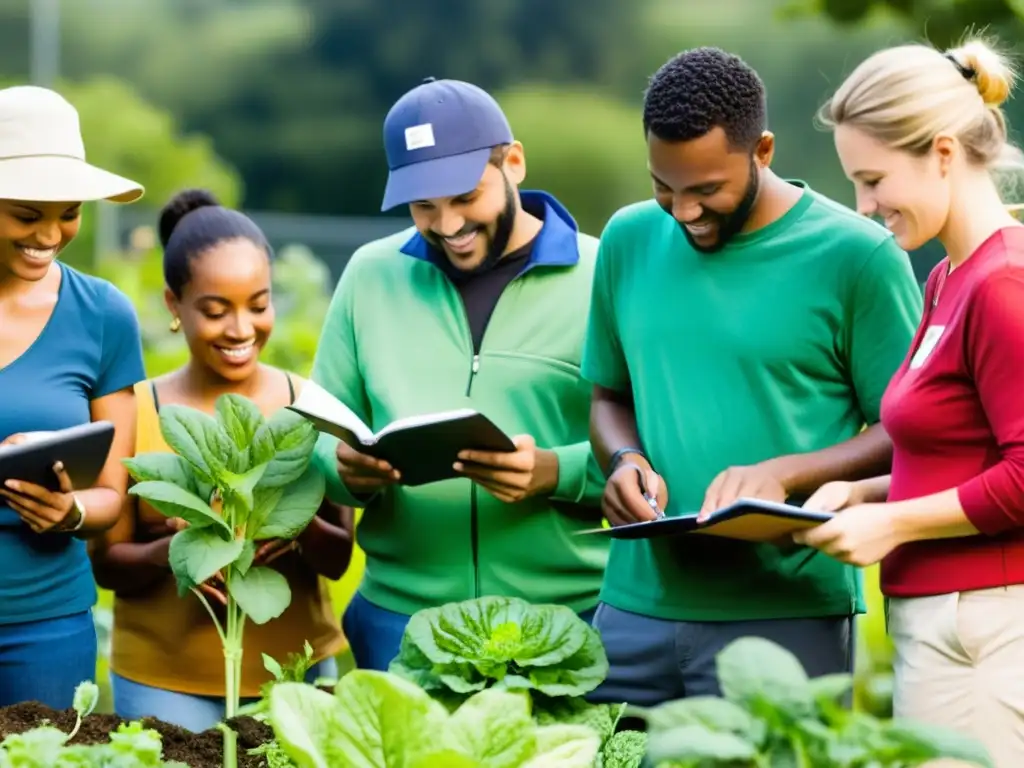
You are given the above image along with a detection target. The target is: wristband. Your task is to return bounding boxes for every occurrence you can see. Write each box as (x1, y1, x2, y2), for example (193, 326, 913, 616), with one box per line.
(607, 447, 647, 478)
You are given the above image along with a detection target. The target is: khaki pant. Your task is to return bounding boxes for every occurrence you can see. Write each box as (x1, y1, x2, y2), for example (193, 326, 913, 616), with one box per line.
(889, 585, 1024, 768)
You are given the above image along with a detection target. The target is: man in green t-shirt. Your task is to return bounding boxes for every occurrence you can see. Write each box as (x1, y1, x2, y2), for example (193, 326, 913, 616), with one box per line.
(581, 47, 923, 705)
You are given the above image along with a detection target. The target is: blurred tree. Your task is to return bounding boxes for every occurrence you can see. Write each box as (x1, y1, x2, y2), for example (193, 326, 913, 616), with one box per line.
(0, 72, 241, 269)
(497, 85, 651, 235)
(786, 0, 1024, 46)
(18, 0, 648, 217)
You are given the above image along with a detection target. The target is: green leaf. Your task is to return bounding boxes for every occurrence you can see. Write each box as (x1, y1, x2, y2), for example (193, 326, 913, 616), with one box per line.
(0, 727, 69, 766)
(122, 453, 197, 491)
(158, 404, 236, 484)
(71, 681, 99, 720)
(229, 566, 291, 624)
(630, 695, 762, 744)
(600, 730, 648, 768)
(717, 636, 814, 719)
(446, 689, 536, 767)
(129, 480, 231, 538)
(169, 526, 244, 595)
(256, 408, 318, 488)
(517, 624, 609, 697)
(254, 465, 325, 540)
(269, 674, 451, 768)
(645, 722, 758, 765)
(236, 539, 256, 576)
(216, 393, 265, 451)
(391, 596, 607, 698)
(533, 697, 619, 746)
(248, 484, 286, 538)
(263, 653, 284, 680)
(521, 724, 602, 768)
(881, 720, 995, 767)
(221, 462, 269, 515)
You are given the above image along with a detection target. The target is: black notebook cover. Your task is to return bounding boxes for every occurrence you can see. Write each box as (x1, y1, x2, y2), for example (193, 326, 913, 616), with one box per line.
(352, 413, 516, 487)
(0, 421, 116, 493)
(579, 498, 834, 542)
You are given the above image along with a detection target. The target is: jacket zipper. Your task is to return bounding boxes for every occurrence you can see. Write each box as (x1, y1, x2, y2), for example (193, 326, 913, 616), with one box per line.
(453, 266, 531, 599)
(453, 292, 482, 596)
(465, 354, 480, 395)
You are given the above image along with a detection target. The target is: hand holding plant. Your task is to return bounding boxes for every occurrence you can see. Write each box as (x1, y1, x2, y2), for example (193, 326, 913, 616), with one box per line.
(122, 393, 326, 768)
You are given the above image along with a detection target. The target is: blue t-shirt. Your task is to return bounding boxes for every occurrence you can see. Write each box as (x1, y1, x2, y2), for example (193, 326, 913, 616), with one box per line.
(0, 264, 145, 625)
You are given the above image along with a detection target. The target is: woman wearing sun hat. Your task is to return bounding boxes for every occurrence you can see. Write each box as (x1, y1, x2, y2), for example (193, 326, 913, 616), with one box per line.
(0, 85, 146, 708)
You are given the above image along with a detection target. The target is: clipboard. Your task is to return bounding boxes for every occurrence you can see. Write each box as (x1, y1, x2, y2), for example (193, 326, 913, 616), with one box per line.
(577, 497, 834, 543)
(0, 421, 116, 493)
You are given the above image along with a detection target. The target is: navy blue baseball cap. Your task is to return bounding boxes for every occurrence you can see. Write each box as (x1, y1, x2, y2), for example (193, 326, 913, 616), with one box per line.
(380, 78, 514, 211)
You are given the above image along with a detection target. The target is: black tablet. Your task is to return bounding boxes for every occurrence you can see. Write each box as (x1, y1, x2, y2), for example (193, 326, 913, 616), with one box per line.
(0, 421, 116, 493)
(577, 498, 834, 542)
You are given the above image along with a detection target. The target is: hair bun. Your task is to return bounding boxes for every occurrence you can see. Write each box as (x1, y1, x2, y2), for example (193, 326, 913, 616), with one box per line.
(158, 188, 221, 248)
(947, 40, 1016, 108)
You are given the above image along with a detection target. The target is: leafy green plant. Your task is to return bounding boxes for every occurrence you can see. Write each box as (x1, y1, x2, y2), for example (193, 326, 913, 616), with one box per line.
(632, 637, 994, 768)
(389, 596, 609, 701)
(388, 596, 647, 767)
(122, 394, 325, 768)
(0, 682, 184, 767)
(267, 669, 602, 767)
(533, 697, 647, 768)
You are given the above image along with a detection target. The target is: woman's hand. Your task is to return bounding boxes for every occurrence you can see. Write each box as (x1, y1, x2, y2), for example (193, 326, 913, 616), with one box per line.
(0, 460, 82, 534)
(163, 517, 229, 606)
(802, 481, 865, 513)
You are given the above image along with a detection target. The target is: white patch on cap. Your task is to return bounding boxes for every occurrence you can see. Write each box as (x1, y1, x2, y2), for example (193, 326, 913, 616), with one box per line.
(405, 123, 436, 151)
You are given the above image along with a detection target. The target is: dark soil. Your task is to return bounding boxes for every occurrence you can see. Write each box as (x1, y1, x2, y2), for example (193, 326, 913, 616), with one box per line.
(0, 701, 275, 767)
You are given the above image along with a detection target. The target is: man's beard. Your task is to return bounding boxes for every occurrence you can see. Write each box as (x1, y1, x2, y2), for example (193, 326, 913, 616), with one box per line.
(680, 158, 761, 254)
(427, 174, 517, 277)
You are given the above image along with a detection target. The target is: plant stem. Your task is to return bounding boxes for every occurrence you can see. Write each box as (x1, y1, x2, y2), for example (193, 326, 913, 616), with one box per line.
(191, 588, 227, 645)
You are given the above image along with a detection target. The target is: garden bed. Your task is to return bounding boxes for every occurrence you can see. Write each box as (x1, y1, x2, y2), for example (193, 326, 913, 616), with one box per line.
(0, 702, 274, 768)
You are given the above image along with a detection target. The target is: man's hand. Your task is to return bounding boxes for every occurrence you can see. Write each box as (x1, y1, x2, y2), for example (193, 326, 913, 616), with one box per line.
(336, 441, 400, 495)
(602, 458, 667, 527)
(454, 435, 558, 503)
(699, 463, 787, 521)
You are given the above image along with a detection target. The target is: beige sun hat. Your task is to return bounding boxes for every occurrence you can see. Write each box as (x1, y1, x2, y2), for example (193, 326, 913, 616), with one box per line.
(0, 85, 143, 204)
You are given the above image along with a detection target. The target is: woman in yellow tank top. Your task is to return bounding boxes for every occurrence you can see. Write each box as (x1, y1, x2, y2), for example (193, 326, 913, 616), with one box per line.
(89, 189, 351, 732)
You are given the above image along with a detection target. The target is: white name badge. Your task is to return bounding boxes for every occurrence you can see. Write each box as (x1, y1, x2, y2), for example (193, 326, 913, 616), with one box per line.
(909, 325, 945, 369)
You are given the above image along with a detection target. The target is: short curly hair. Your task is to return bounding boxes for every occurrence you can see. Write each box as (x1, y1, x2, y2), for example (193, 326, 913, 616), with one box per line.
(643, 47, 767, 151)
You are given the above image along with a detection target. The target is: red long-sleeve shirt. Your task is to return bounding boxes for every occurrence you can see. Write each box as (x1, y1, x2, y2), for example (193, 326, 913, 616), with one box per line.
(880, 226, 1024, 597)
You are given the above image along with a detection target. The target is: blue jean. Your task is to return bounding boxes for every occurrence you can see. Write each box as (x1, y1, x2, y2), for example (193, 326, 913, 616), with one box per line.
(0, 610, 97, 709)
(343, 592, 597, 672)
(111, 656, 338, 733)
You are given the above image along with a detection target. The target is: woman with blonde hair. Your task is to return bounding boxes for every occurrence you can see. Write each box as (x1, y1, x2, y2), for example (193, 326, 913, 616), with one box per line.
(795, 39, 1024, 765)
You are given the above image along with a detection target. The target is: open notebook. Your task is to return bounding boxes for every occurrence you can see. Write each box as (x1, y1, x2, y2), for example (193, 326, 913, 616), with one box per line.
(287, 380, 516, 486)
(0, 421, 115, 493)
(578, 498, 834, 543)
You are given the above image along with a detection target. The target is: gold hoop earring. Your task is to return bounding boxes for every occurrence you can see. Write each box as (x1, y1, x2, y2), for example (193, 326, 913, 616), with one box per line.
(169, 317, 181, 333)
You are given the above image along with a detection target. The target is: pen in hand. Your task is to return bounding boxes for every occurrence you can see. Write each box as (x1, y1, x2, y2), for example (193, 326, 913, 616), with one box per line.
(633, 464, 664, 520)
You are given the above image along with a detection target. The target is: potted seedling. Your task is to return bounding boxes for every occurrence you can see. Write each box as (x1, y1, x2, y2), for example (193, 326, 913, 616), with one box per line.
(122, 394, 325, 768)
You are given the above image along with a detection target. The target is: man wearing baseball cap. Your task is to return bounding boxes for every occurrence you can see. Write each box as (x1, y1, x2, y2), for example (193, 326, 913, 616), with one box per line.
(309, 78, 609, 670)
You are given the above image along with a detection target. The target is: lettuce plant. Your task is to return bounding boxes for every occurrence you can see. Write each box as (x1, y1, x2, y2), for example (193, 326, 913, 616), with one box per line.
(633, 637, 994, 768)
(122, 394, 325, 767)
(389, 596, 609, 702)
(267, 669, 603, 767)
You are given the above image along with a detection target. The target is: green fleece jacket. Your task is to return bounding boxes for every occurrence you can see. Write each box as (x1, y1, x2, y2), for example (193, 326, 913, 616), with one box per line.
(310, 192, 609, 616)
